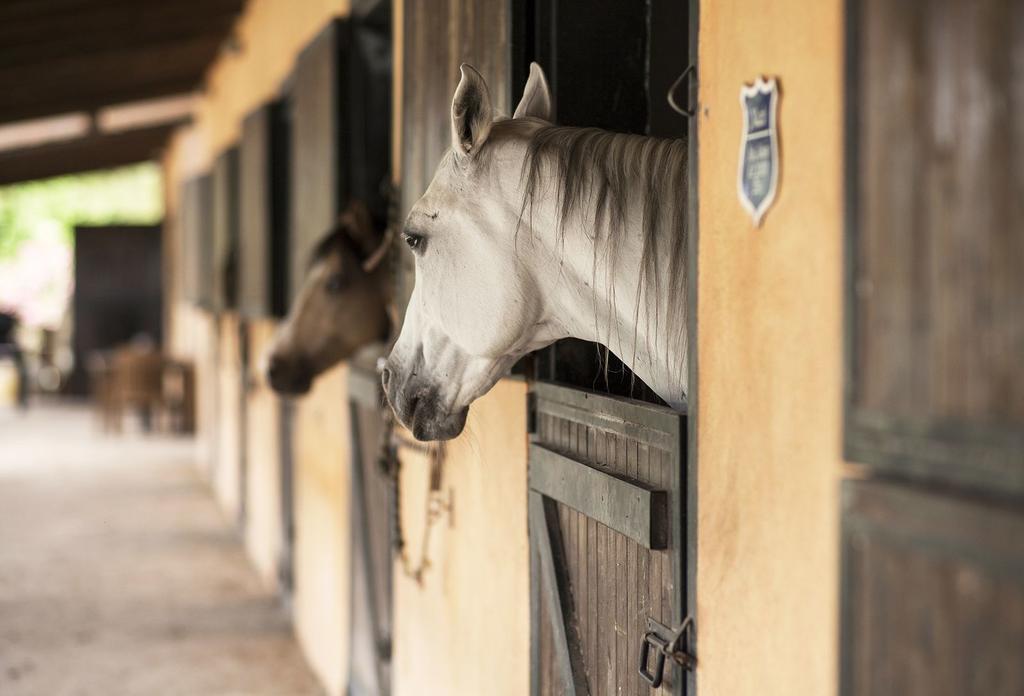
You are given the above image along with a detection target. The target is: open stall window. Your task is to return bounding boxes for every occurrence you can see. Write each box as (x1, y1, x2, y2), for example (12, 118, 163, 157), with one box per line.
(239, 99, 291, 319)
(512, 2, 697, 693)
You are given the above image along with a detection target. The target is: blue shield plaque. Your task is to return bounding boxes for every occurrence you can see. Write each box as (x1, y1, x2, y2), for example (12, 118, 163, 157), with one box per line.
(737, 77, 779, 226)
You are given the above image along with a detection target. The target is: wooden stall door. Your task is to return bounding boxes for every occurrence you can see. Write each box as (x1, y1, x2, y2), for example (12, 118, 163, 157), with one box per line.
(238, 99, 291, 320)
(278, 399, 296, 600)
(212, 145, 240, 313)
(844, 1, 1024, 694)
(529, 384, 689, 696)
(345, 5, 393, 693)
(180, 173, 214, 310)
(513, 3, 696, 693)
(347, 359, 393, 696)
(396, 0, 509, 315)
(289, 18, 350, 304)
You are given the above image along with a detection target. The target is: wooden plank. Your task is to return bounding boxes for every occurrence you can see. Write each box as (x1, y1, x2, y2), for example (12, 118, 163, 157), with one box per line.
(238, 106, 271, 318)
(181, 172, 216, 310)
(530, 492, 587, 696)
(845, 0, 1024, 496)
(0, 123, 178, 187)
(348, 397, 392, 695)
(0, 36, 223, 122)
(212, 145, 241, 312)
(0, 2, 240, 66)
(841, 479, 1024, 696)
(533, 382, 683, 441)
(289, 19, 350, 303)
(530, 445, 668, 550)
(237, 98, 291, 320)
(395, 0, 508, 318)
(0, 0, 243, 125)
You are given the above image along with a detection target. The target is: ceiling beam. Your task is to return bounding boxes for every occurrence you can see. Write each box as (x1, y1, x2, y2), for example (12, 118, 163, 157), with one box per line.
(0, 0, 241, 24)
(0, 35, 226, 124)
(0, 123, 179, 186)
(0, 78, 203, 127)
(0, 10, 239, 69)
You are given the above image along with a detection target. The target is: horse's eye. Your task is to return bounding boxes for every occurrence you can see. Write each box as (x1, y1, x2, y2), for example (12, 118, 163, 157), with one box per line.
(404, 233, 424, 252)
(324, 273, 346, 294)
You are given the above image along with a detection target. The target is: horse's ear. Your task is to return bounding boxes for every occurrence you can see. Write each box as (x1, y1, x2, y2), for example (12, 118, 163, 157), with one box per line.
(338, 201, 381, 264)
(513, 62, 552, 121)
(451, 64, 493, 157)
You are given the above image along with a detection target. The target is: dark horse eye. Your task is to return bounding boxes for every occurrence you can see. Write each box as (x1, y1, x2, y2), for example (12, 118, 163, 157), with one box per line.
(324, 273, 346, 294)
(404, 233, 423, 251)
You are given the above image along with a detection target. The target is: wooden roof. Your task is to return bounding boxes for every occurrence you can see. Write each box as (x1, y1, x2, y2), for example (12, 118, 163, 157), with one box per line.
(0, 123, 178, 186)
(0, 0, 245, 125)
(0, 0, 245, 184)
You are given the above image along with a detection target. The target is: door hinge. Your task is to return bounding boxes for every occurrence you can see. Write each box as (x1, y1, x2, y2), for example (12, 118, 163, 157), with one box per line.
(638, 616, 696, 688)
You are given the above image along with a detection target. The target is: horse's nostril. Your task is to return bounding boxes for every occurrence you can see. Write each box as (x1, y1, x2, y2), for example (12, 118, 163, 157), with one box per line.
(380, 367, 391, 392)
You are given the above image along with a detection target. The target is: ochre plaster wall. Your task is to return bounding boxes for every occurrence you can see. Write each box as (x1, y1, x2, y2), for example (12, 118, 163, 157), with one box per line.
(392, 378, 530, 696)
(244, 318, 284, 589)
(214, 313, 244, 521)
(292, 364, 351, 696)
(163, 0, 352, 348)
(696, 2, 844, 695)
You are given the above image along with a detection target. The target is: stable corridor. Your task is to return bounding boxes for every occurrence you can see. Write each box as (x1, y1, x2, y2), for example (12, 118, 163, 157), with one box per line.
(0, 404, 322, 696)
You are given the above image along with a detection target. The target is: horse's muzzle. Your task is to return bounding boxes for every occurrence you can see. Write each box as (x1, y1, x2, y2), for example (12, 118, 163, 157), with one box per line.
(381, 366, 468, 441)
(267, 354, 314, 395)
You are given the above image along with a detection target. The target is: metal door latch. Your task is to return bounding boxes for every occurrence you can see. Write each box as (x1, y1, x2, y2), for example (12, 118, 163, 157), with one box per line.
(638, 616, 696, 688)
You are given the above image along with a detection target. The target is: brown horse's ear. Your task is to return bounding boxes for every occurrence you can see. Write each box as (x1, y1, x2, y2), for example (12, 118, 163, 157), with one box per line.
(338, 200, 389, 272)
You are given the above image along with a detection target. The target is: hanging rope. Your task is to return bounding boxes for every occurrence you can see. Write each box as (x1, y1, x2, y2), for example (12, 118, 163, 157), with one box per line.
(375, 393, 449, 586)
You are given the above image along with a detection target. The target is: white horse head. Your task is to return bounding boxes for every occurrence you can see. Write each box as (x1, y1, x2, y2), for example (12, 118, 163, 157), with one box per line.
(384, 63, 688, 441)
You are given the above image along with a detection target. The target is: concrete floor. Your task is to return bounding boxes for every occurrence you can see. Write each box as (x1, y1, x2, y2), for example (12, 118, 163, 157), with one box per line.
(0, 402, 323, 696)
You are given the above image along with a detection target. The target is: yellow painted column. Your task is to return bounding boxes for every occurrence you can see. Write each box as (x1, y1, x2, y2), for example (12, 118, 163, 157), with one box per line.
(392, 379, 530, 696)
(696, 1, 844, 695)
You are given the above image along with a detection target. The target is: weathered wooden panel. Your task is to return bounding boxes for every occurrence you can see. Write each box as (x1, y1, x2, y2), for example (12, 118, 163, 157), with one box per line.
(239, 101, 290, 319)
(841, 480, 1024, 696)
(238, 107, 270, 317)
(289, 19, 350, 304)
(348, 359, 393, 696)
(529, 383, 687, 696)
(396, 0, 509, 315)
(180, 173, 214, 309)
(846, 0, 1024, 493)
(212, 145, 241, 312)
(347, 4, 392, 224)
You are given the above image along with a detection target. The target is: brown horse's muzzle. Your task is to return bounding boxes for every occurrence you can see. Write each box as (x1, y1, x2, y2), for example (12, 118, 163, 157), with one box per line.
(267, 354, 314, 396)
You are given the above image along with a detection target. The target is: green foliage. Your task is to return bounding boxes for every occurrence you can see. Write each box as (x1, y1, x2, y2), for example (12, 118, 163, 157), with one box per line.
(0, 163, 163, 260)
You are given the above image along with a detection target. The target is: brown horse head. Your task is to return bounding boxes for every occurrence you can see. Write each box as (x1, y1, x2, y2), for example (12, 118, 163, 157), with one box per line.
(267, 201, 390, 395)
